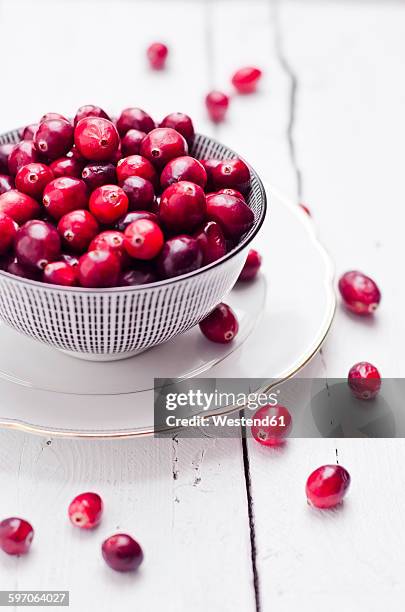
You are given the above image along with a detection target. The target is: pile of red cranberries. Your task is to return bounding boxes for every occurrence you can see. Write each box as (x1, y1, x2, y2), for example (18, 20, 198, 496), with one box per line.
(0, 106, 256, 289)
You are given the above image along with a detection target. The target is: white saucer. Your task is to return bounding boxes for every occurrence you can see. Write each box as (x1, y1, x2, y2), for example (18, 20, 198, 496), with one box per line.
(0, 186, 335, 438)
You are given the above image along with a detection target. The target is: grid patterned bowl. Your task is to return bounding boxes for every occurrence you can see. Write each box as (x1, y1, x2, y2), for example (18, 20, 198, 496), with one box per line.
(0, 131, 267, 361)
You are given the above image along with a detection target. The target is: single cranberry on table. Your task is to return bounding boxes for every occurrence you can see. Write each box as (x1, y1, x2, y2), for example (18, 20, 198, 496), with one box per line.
(211, 158, 250, 193)
(102, 533, 143, 572)
(116, 155, 158, 189)
(157, 235, 202, 279)
(194, 220, 226, 265)
(90, 231, 128, 266)
(206, 193, 254, 240)
(147, 42, 168, 70)
(251, 405, 292, 446)
(159, 113, 195, 146)
(121, 129, 147, 156)
(43, 177, 88, 220)
(160, 156, 207, 190)
(15, 163, 54, 199)
(8, 141, 39, 176)
(348, 362, 381, 400)
(15, 220, 61, 271)
(68, 492, 103, 529)
(231, 66, 262, 94)
(120, 263, 157, 286)
(89, 185, 128, 225)
(159, 181, 206, 233)
(116, 107, 155, 136)
(306, 465, 351, 509)
(140, 127, 188, 170)
(0, 175, 14, 195)
(0, 189, 40, 224)
(116, 210, 158, 232)
(338, 270, 381, 315)
(124, 219, 164, 260)
(121, 176, 155, 211)
(205, 91, 230, 123)
(74, 105, 110, 126)
(0, 518, 34, 555)
(238, 249, 262, 281)
(199, 303, 239, 343)
(0, 212, 17, 254)
(34, 119, 74, 160)
(58, 209, 99, 253)
(50, 156, 83, 179)
(74, 117, 120, 162)
(78, 250, 120, 288)
(81, 162, 117, 190)
(0, 143, 14, 174)
(43, 261, 78, 286)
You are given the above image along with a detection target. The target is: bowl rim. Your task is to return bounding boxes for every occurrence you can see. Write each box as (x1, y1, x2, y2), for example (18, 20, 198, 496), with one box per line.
(0, 132, 267, 294)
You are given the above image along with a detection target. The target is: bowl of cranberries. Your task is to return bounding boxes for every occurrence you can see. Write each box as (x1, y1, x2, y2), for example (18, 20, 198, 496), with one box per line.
(0, 106, 266, 360)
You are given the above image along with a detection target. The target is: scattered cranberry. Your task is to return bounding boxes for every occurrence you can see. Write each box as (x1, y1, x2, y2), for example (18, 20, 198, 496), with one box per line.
(0, 212, 17, 254)
(121, 129, 146, 156)
(89, 185, 128, 225)
(194, 220, 226, 265)
(206, 193, 254, 239)
(43, 177, 88, 220)
(157, 235, 202, 278)
(238, 249, 262, 281)
(0, 143, 14, 174)
(116, 210, 158, 232)
(90, 230, 128, 266)
(74, 105, 110, 126)
(40, 112, 69, 123)
(140, 127, 188, 170)
(159, 181, 206, 233)
(121, 176, 155, 211)
(0, 518, 34, 555)
(205, 91, 230, 123)
(15, 220, 61, 270)
(102, 533, 143, 572)
(159, 113, 195, 146)
(34, 119, 74, 160)
(232, 66, 262, 94)
(8, 141, 39, 176)
(348, 362, 381, 400)
(217, 188, 245, 201)
(211, 158, 250, 193)
(0, 189, 40, 224)
(0, 175, 14, 195)
(124, 219, 164, 260)
(74, 117, 120, 161)
(15, 163, 54, 199)
(199, 303, 238, 343)
(306, 465, 351, 509)
(251, 405, 292, 446)
(78, 250, 120, 288)
(116, 155, 158, 189)
(50, 156, 83, 179)
(22, 124, 38, 141)
(58, 209, 99, 253)
(299, 203, 311, 216)
(116, 108, 155, 136)
(160, 156, 207, 190)
(120, 263, 157, 286)
(81, 162, 117, 190)
(147, 42, 168, 70)
(43, 261, 78, 286)
(338, 271, 381, 315)
(68, 492, 103, 529)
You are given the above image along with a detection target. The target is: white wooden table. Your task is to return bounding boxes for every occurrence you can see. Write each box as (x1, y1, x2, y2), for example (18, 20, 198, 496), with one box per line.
(0, 1, 404, 610)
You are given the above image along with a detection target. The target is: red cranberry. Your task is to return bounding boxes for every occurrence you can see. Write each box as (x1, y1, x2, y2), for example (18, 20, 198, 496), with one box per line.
(15, 220, 61, 270)
(121, 176, 155, 211)
(0, 189, 40, 224)
(147, 42, 168, 69)
(68, 492, 103, 529)
(200, 158, 221, 191)
(206, 193, 254, 239)
(40, 112, 69, 123)
(81, 162, 116, 190)
(251, 405, 292, 446)
(299, 203, 311, 216)
(22, 123, 38, 140)
(199, 303, 239, 343)
(0, 175, 14, 195)
(15, 163, 54, 199)
(89, 185, 128, 225)
(205, 91, 230, 123)
(338, 271, 381, 315)
(217, 188, 245, 201)
(306, 465, 351, 509)
(211, 158, 250, 193)
(116, 155, 158, 189)
(160, 156, 207, 190)
(120, 263, 157, 286)
(34, 119, 74, 160)
(232, 66, 262, 94)
(6, 258, 41, 280)
(0, 212, 17, 254)
(348, 362, 381, 400)
(78, 250, 120, 288)
(43, 177, 88, 220)
(90, 230, 128, 265)
(159, 113, 195, 146)
(194, 220, 226, 265)
(61, 253, 79, 267)
(102, 533, 143, 572)
(238, 249, 262, 281)
(0, 518, 34, 555)
(58, 209, 99, 253)
(43, 261, 78, 286)
(50, 156, 83, 179)
(140, 127, 188, 170)
(0, 143, 14, 174)
(157, 235, 202, 279)
(124, 219, 164, 260)
(116, 108, 155, 136)
(74, 117, 120, 161)
(116, 210, 158, 232)
(74, 105, 110, 126)
(8, 141, 39, 176)
(121, 129, 146, 156)
(159, 181, 206, 233)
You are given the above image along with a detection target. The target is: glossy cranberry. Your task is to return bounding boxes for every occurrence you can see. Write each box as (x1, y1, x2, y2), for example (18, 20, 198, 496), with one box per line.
(348, 362, 381, 400)
(15, 163, 54, 199)
(102, 533, 143, 572)
(205, 91, 230, 123)
(338, 271, 381, 315)
(194, 220, 226, 265)
(206, 193, 254, 239)
(199, 303, 239, 343)
(211, 158, 250, 193)
(116, 210, 158, 232)
(116, 108, 155, 136)
(306, 465, 351, 509)
(159, 181, 206, 233)
(124, 219, 164, 260)
(43, 177, 88, 220)
(78, 250, 120, 288)
(121, 129, 146, 156)
(89, 230, 129, 266)
(0, 518, 34, 555)
(147, 42, 168, 69)
(0, 213, 17, 254)
(6, 258, 41, 280)
(0, 190, 40, 224)
(8, 141, 39, 176)
(57, 209, 99, 253)
(140, 127, 188, 170)
(160, 156, 207, 190)
(0, 175, 13, 194)
(74, 105, 110, 126)
(74, 117, 120, 161)
(0, 143, 14, 174)
(22, 123, 38, 140)
(116, 155, 158, 188)
(238, 249, 262, 281)
(251, 405, 292, 446)
(200, 158, 221, 190)
(61, 253, 79, 267)
(43, 261, 78, 286)
(159, 113, 195, 146)
(232, 66, 262, 94)
(120, 263, 157, 286)
(157, 235, 202, 279)
(89, 185, 128, 225)
(15, 220, 61, 271)
(299, 203, 311, 216)
(50, 156, 83, 179)
(68, 492, 103, 529)
(40, 112, 69, 123)
(217, 188, 245, 201)
(34, 119, 74, 160)
(81, 162, 116, 190)
(121, 176, 155, 211)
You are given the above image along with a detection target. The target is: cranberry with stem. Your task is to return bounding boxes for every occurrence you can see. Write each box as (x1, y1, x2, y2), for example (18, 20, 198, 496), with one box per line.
(194, 220, 226, 265)
(205, 91, 230, 123)
(15, 220, 61, 270)
(34, 119, 74, 160)
(211, 158, 251, 193)
(338, 271, 381, 315)
(8, 141, 39, 176)
(306, 465, 351, 509)
(147, 42, 168, 69)
(116, 108, 155, 136)
(78, 250, 120, 288)
(81, 162, 116, 190)
(232, 66, 262, 94)
(251, 405, 292, 446)
(50, 157, 83, 179)
(0, 175, 14, 195)
(43, 261, 78, 286)
(206, 193, 254, 239)
(74, 105, 110, 126)
(58, 209, 99, 253)
(15, 163, 54, 199)
(159, 113, 195, 146)
(89, 185, 128, 225)
(121, 176, 155, 211)
(140, 127, 188, 170)
(124, 219, 164, 260)
(68, 492, 103, 529)
(160, 156, 207, 190)
(199, 303, 239, 343)
(74, 117, 120, 162)
(238, 249, 262, 281)
(102, 533, 143, 572)
(0, 190, 40, 224)
(157, 235, 202, 279)
(116, 155, 158, 189)
(121, 129, 146, 156)
(0, 518, 34, 555)
(348, 362, 381, 400)
(0, 213, 17, 254)
(43, 177, 88, 220)
(159, 181, 206, 233)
